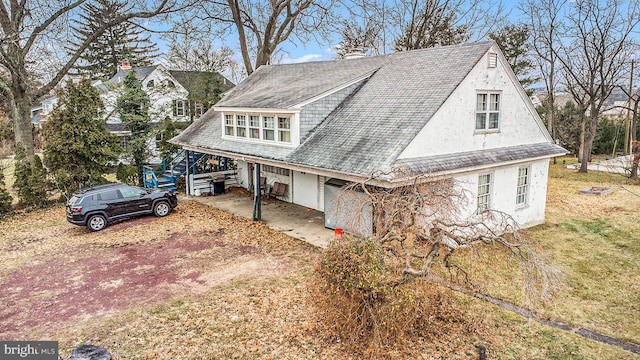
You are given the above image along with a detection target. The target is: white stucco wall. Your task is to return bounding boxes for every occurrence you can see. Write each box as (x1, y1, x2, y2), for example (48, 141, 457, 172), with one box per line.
(454, 158, 550, 228)
(398, 46, 550, 160)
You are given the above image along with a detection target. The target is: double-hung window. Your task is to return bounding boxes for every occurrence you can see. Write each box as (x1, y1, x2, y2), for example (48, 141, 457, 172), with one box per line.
(194, 102, 205, 116)
(249, 115, 260, 139)
(175, 100, 187, 117)
(476, 92, 500, 130)
(278, 117, 291, 143)
(263, 116, 275, 141)
(236, 115, 247, 137)
(477, 173, 492, 213)
(224, 114, 235, 136)
(516, 166, 530, 206)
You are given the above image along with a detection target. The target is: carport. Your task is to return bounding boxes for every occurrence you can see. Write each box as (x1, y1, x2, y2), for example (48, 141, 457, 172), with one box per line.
(186, 191, 334, 248)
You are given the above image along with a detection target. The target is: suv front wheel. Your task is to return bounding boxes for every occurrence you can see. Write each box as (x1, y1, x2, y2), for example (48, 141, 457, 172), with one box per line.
(87, 214, 107, 231)
(153, 201, 171, 217)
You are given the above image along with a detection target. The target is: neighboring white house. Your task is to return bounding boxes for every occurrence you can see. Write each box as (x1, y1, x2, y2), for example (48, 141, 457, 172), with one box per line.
(32, 64, 233, 163)
(171, 42, 566, 231)
(104, 64, 233, 162)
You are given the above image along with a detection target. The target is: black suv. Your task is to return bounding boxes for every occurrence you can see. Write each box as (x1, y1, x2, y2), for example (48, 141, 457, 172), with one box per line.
(66, 183, 178, 231)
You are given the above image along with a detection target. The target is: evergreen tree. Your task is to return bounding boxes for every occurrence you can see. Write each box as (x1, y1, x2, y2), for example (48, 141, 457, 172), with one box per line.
(117, 72, 151, 185)
(0, 161, 13, 217)
(489, 24, 537, 95)
(44, 78, 121, 198)
(71, 0, 158, 79)
(157, 116, 179, 159)
(13, 143, 32, 204)
(29, 155, 48, 207)
(13, 143, 47, 207)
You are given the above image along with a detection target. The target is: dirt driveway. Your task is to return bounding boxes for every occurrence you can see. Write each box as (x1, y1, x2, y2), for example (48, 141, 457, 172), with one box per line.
(0, 201, 314, 341)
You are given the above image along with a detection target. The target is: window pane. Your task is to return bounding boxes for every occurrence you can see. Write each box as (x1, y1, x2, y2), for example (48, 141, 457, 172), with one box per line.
(476, 113, 487, 129)
(489, 113, 499, 129)
(250, 128, 260, 139)
(236, 115, 246, 126)
(263, 116, 274, 129)
(250, 115, 260, 127)
(490, 94, 500, 111)
(264, 129, 274, 141)
(279, 130, 290, 143)
(476, 94, 487, 111)
(278, 117, 290, 129)
(225, 126, 234, 136)
(225, 114, 234, 125)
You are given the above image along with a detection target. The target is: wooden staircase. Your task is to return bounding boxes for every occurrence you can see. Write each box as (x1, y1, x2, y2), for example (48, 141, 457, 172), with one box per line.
(144, 149, 204, 192)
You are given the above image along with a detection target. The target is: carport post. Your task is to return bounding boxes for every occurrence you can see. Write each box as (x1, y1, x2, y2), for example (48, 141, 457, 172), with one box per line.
(252, 163, 262, 221)
(185, 150, 190, 196)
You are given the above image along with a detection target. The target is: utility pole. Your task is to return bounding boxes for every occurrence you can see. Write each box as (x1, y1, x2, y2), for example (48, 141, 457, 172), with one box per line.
(625, 60, 634, 155)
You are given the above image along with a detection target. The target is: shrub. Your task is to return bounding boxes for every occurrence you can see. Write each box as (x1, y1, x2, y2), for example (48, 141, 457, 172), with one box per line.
(13, 143, 48, 208)
(312, 236, 468, 358)
(116, 162, 139, 185)
(0, 162, 12, 217)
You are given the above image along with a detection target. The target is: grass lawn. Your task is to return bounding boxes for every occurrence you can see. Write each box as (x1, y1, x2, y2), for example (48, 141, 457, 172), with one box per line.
(0, 157, 638, 359)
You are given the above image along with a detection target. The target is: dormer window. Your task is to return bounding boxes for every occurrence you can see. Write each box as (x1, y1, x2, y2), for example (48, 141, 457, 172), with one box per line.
(249, 115, 260, 139)
(147, 80, 155, 88)
(236, 115, 247, 137)
(222, 112, 292, 144)
(224, 114, 234, 136)
(166, 80, 175, 87)
(263, 116, 275, 141)
(278, 117, 291, 142)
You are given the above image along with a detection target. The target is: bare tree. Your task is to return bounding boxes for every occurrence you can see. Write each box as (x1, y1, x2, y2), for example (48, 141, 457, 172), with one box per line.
(334, 20, 381, 58)
(331, 169, 559, 302)
(633, 140, 640, 179)
(164, 17, 245, 82)
(197, 0, 334, 75)
(0, 0, 181, 159)
(315, 169, 560, 354)
(392, 0, 470, 51)
(388, 0, 508, 51)
(521, 0, 566, 151)
(555, 0, 639, 172)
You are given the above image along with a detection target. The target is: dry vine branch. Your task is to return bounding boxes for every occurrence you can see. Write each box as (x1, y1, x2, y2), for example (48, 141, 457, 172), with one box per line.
(333, 167, 561, 305)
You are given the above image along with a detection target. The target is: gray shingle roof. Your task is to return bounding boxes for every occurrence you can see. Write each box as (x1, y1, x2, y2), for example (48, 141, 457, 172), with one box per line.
(216, 56, 389, 108)
(109, 66, 157, 83)
(394, 143, 567, 173)
(173, 42, 563, 177)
